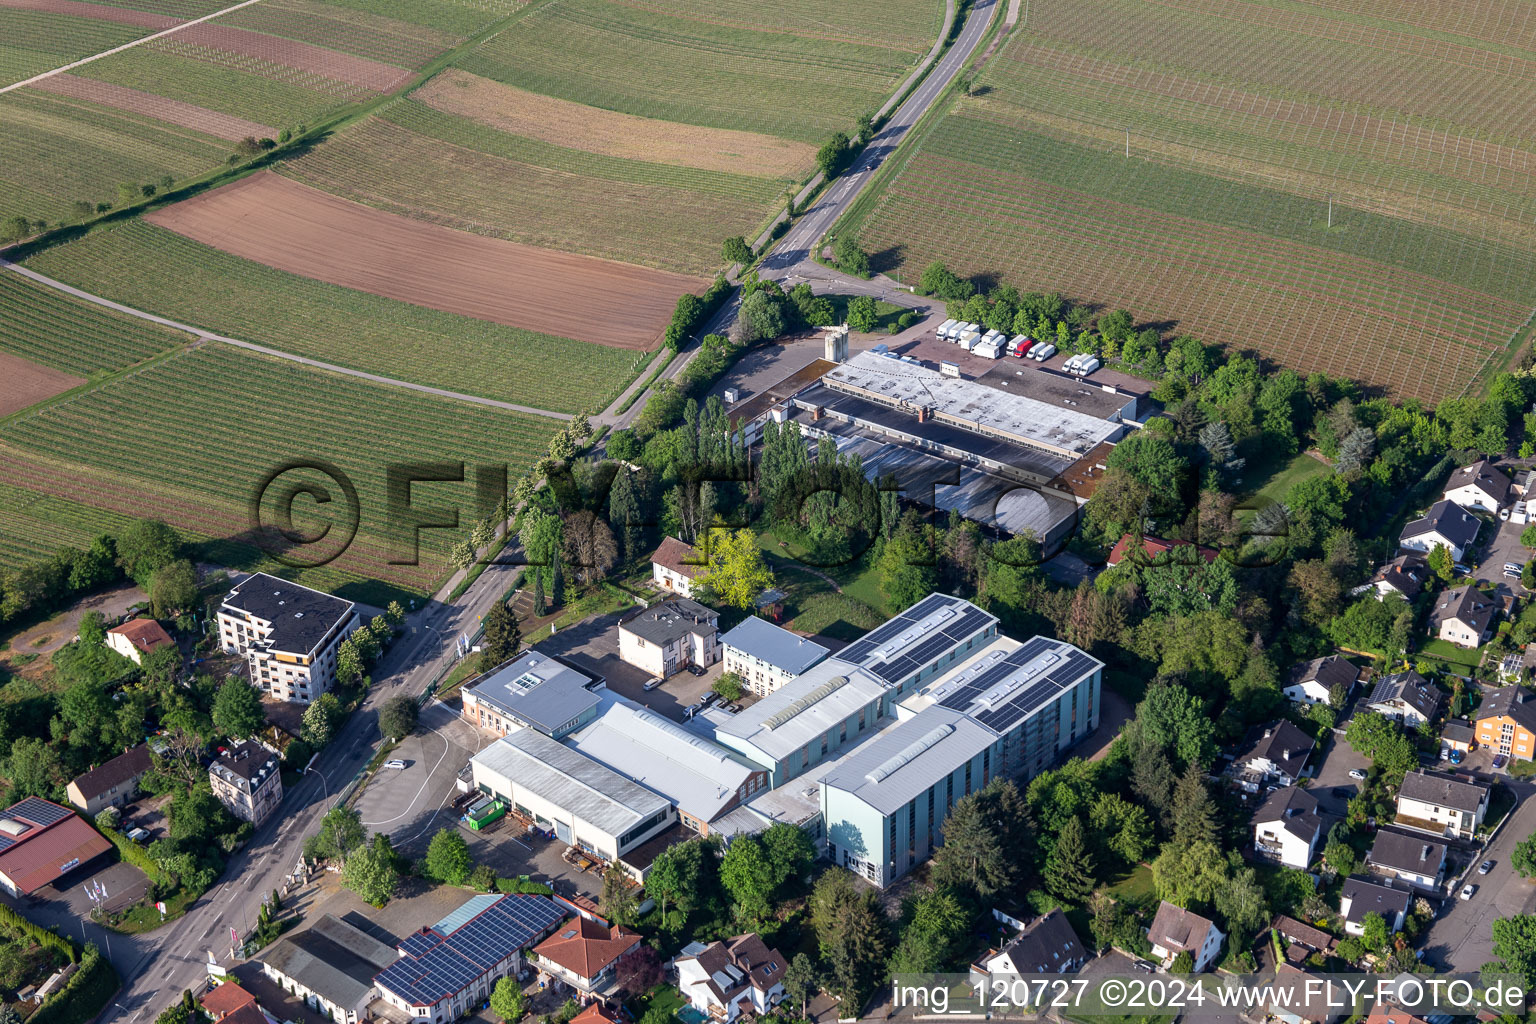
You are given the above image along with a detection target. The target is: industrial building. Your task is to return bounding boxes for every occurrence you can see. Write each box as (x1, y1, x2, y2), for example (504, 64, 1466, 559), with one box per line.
(259, 914, 398, 1024)
(460, 650, 604, 739)
(720, 616, 829, 696)
(0, 797, 112, 897)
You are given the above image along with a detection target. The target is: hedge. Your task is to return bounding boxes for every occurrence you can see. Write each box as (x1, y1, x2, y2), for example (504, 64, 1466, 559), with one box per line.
(663, 275, 732, 350)
(31, 945, 119, 1024)
(97, 823, 171, 888)
(495, 876, 554, 896)
(0, 900, 76, 964)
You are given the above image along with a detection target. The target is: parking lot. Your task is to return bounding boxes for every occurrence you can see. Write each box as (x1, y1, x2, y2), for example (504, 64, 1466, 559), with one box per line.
(535, 609, 723, 721)
(1306, 732, 1369, 819)
(1474, 517, 1530, 588)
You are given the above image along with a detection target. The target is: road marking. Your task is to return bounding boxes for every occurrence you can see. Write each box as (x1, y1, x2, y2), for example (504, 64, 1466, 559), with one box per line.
(361, 718, 453, 827)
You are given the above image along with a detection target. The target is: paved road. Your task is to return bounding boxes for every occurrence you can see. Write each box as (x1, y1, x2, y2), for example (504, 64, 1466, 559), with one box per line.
(1420, 780, 1536, 972)
(104, 550, 522, 1022)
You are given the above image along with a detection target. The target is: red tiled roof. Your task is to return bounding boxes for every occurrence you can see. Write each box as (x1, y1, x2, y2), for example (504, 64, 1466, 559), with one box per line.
(533, 917, 641, 982)
(107, 618, 175, 654)
(216, 1004, 268, 1024)
(0, 801, 112, 895)
(571, 1003, 622, 1024)
(200, 981, 257, 1018)
(651, 536, 703, 579)
(1107, 534, 1219, 568)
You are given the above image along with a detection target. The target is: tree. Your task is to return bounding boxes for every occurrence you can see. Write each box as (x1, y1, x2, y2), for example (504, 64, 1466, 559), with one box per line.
(563, 509, 619, 585)
(212, 677, 266, 739)
(928, 781, 1021, 899)
(880, 514, 938, 613)
(888, 886, 969, 972)
(1360, 911, 1388, 952)
(811, 869, 890, 1009)
(615, 946, 663, 994)
(148, 559, 197, 616)
(646, 837, 707, 921)
(1046, 816, 1096, 905)
(762, 821, 816, 897)
(1492, 915, 1536, 987)
(1152, 840, 1230, 908)
(1344, 711, 1417, 784)
(1170, 951, 1194, 974)
(301, 692, 340, 747)
(342, 839, 398, 905)
(425, 827, 472, 885)
(816, 132, 851, 178)
(490, 976, 527, 1022)
(722, 236, 753, 265)
(116, 519, 181, 585)
(601, 864, 638, 926)
(699, 530, 774, 609)
(336, 637, 364, 689)
(309, 807, 366, 863)
(1323, 832, 1358, 878)
(1089, 793, 1153, 866)
(1512, 834, 1536, 878)
(713, 672, 745, 701)
(1215, 866, 1268, 936)
(735, 288, 787, 343)
(79, 609, 108, 646)
(379, 695, 418, 740)
(5, 737, 63, 800)
(1426, 543, 1455, 583)
(1170, 766, 1218, 845)
(834, 236, 870, 277)
(781, 952, 819, 1018)
(479, 600, 521, 671)
(846, 294, 879, 332)
(720, 834, 776, 924)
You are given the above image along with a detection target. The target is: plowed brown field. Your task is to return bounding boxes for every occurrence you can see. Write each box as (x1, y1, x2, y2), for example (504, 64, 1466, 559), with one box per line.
(0, 0, 178, 29)
(29, 73, 276, 139)
(173, 23, 415, 91)
(145, 172, 708, 349)
(0, 352, 83, 418)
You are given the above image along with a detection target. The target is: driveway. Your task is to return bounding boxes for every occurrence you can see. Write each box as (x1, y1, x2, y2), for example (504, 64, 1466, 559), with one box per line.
(533, 611, 717, 721)
(1475, 518, 1529, 586)
(1420, 789, 1536, 970)
(1307, 732, 1370, 819)
(354, 700, 492, 856)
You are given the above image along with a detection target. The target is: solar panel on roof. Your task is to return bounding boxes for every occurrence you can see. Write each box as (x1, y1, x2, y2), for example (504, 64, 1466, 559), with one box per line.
(838, 639, 877, 664)
(905, 632, 957, 667)
(903, 593, 954, 620)
(8, 797, 70, 826)
(872, 656, 918, 683)
(940, 607, 990, 642)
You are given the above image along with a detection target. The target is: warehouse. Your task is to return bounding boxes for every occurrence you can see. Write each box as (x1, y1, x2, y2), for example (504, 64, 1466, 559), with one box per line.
(470, 731, 675, 873)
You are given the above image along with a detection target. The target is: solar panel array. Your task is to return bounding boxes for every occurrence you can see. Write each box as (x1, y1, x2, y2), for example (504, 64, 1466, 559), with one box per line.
(932, 638, 1096, 735)
(839, 596, 994, 685)
(8, 798, 70, 827)
(375, 895, 566, 1006)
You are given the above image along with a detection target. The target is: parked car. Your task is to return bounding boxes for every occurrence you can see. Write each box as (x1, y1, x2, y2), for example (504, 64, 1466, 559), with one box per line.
(1460, 884, 1477, 901)
(1439, 746, 1450, 761)
(125, 827, 150, 843)
(1348, 768, 1368, 780)
(1505, 569, 1522, 579)
(1493, 754, 1508, 769)
(643, 677, 662, 691)
(1449, 749, 1464, 764)
(687, 664, 706, 677)
(1506, 562, 1524, 573)
(1479, 860, 1495, 874)
(1501, 508, 1512, 521)
(384, 759, 408, 770)
(700, 691, 720, 708)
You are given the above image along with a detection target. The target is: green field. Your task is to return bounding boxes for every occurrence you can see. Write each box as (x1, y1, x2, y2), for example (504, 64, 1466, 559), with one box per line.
(216, 0, 462, 67)
(0, 343, 557, 600)
(23, 221, 641, 413)
(0, 270, 189, 376)
(841, 0, 1536, 402)
(0, 10, 147, 88)
(281, 99, 786, 274)
(459, 0, 928, 144)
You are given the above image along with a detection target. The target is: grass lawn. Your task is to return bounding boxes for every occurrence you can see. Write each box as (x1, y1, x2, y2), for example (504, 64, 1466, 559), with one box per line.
(628, 983, 685, 1021)
(1418, 638, 1484, 672)
(1250, 451, 1331, 506)
(754, 525, 889, 638)
(1106, 863, 1155, 903)
(821, 294, 919, 332)
(1484, 783, 1518, 831)
(551, 584, 635, 630)
(108, 885, 197, 934)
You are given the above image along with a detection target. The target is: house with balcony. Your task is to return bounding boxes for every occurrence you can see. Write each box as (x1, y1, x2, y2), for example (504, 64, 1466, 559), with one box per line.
(968, 910, 1087, 985)
(529, 916, 642, 997)
(1366, 830, 1448, 891)
(1428, 587, 1497, 650)
(1394, 769, 1488, 839)
(1147, 902, 1224, 973)
(217, 572, 356, 703)
(1475, 684, 1536, 762)
(1252, 786, 1323, 870)
(1227, 720, 1313, 793)
(674, 933, 786, 1023)
(1363, 671, 1442, 728)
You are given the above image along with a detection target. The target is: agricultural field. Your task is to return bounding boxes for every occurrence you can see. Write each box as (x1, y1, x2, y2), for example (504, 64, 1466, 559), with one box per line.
(23, 219, 644, 413)
(843, 0, 1536, 402)
(0, 343, 556, 601)
(281, 0, 943, 275)
(0, 0, 523, 224)
(0, 263, 188, 375)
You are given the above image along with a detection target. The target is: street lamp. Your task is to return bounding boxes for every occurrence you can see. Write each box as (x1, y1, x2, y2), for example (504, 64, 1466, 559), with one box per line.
(305, 765, 328, 804)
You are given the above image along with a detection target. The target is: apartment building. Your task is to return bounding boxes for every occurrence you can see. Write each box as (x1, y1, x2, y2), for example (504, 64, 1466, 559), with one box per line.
(1475, 685, 1536, 762)
(218, 572, 356, 703)
(618, 599, 719, 679)
(208, 741, 284, 828)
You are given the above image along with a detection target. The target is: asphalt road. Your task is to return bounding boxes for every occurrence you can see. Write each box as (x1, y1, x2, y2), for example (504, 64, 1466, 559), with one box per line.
(106, 549, 522, 1022)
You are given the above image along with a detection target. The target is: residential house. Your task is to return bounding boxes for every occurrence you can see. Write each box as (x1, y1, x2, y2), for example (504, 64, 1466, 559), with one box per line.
(675, 933, 787, 1023)
(0, 797, 112, 898)
(217, 572, 357, 703)
(1364, 1006, 1432, 1024)
(208, 740, 283, 828)
(1339, 877, 1410, 936)
(570, 1005, 623, 1024)
(1364, 672, 1443, 728)
(652, 537, 704, 598)
(1352, 554, 1429, 603)
(1442, 460, 1511, 514)
(1252, 787, 1324, 870)
(1475, 685, 1536, 762)
(260, 914, 398, 1024)
(529, 916, 642, 997)
(1270, 964, 1345, 1024)
(374, 893, 566, 1024)
(1228, 720, 1314, 793)
(1282, 655, 1358, 706)
(618, 599, 720, 679)
(1395, 769, 1488, 839)
(1272, 916, 1334, 962)
(1441, 719, 1475, 753)
(719, 616, 829, 697)
(105, 618, 175, 666)
(1398, 501, 1480, 563)
(1147, 902, 1225, 973)
(1428, 587, 1497, 649)
(1105, 534, 1219, 569)
(969, 910, 1087, 985)
(1366, 830, 1448, 891)
(65, 744, 152, 818)
(199, 981, 258, 1022)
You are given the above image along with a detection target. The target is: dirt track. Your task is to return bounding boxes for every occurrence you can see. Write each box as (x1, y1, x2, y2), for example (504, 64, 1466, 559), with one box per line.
(0, 351, 84, 417)
(29, 73, 276, 139)
(0, 0, 179, 29)
(173, 23, 414, 91)
(145, 172, 708, 349)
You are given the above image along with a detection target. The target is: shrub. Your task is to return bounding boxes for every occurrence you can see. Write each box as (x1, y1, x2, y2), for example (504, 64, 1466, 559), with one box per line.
(30, 944, 117, 1024)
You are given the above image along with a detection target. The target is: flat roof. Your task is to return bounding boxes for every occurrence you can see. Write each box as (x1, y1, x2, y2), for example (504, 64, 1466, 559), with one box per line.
(835, 593, 997, 686)
(822, 352, 1121, 456)
(568, 703, 759, 824)
(464, 650, 600, 733)
(715, 659, 888, 763)
(472, 731, 670, 840)
(820, 706, 997, 815)
(904, 634, 1103, 736)
(720, 617, 828, 676)
(974, 362, 1134, 420)
(222, 572, 354, 656)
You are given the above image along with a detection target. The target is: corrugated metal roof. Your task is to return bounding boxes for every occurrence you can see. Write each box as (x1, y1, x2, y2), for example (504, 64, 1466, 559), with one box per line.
(464, 651, 600, 734)
(715, 660, 887, 762)
(819, 707, 995, 814)
(471, 731, 668, 839)
(720, 617, 828, 676)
